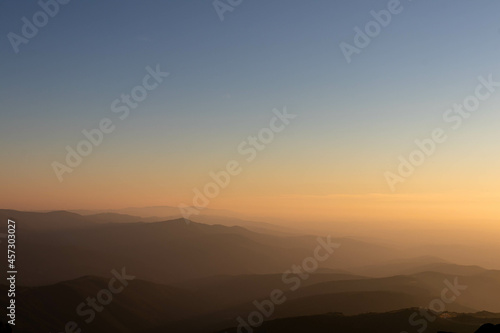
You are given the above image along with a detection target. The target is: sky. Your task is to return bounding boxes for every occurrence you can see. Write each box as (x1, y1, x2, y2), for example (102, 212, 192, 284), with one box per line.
(1, 0, 500, 224)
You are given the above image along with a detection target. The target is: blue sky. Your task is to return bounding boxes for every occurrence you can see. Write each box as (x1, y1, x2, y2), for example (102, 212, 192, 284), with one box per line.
(2, 0, 500, 136)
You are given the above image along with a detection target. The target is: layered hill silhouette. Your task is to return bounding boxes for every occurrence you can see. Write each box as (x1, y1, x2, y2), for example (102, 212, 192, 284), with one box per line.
(0, 276, 207, 333)
(72, 206, 299, 235)
(1, 210, 401, 286)
(2, 209, 500, 333)
(6, 273, 500, 333)
(0, 208, 301, 237)
(351, 256, 489, 277)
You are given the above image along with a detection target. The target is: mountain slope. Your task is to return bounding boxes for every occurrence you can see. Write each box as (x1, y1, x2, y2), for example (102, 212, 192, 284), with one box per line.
(12, 213, 397, 286)
(3, 276, 208, 333)
(214, 309, 500, 333)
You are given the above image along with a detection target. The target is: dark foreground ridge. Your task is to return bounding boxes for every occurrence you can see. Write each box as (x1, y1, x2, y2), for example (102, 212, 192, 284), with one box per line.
(0, 322, 12, 333)
(215, 309, 500, 333)
(472, 323, 500, 332)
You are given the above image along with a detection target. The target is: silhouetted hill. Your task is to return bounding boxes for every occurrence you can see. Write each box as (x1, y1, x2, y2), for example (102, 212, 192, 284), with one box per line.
(4, 210, 500, 333)
(352, 255, 449, 276)
(354, 256, 488, 277)
(0, 209, 93, 230)
(75, 206, 302, 235)
(214, 309, 500, 333)
(0, 276, 210, 333)
(475, 323, 500, 332)
(10, 212, 398, 286)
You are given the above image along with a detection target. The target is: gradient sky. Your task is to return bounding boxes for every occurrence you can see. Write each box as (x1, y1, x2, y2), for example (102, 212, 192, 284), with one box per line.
(1, 0, 500, 223)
